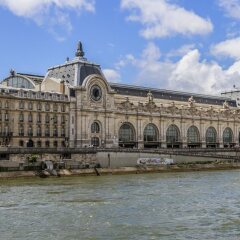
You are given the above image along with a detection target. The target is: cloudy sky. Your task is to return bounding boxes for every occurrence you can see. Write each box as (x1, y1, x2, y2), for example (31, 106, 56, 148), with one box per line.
(0, 0, 240, 94)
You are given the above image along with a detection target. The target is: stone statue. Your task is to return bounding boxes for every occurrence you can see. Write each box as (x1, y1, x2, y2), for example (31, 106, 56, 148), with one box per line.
(223, 100, 229, 109)
(147, 91, 153, 102)
(75, 41, 85, 57)
(188, 96, 195, 108)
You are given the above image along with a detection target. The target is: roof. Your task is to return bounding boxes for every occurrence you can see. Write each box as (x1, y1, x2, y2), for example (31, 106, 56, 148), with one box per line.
(110, 82, 237, 107)
(47, 57, 103, 86)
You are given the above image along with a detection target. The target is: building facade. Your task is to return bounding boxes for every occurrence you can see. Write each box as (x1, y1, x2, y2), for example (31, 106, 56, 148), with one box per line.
(1, 42, 240, 149)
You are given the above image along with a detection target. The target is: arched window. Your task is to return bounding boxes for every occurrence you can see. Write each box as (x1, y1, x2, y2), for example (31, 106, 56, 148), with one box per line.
(91, 137, 100, 147)
(187, 126, 200, 143)
(144, 124, 158, 142)
(91, 122, 100, 133)
(206, 127, 217, 144)
(119, 123, 136, 147)
(223, 128, 233, 144)
(166, 125, 180, 144)
(3, 76, 35, 89)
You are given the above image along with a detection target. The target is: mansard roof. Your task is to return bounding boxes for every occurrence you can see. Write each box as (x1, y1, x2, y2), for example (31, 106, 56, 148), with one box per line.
(110, 82, 237, 107)
(46, 42, 104, 86)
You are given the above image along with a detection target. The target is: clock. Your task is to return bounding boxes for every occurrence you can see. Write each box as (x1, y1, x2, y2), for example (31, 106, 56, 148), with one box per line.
(90, 85, 102, 101)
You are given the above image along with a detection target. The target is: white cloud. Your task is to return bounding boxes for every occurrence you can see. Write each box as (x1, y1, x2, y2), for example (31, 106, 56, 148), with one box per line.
(102, 69, 121, 83)
(211, 37, 240, 60)
(0, 0, 95, 40)
(166, 44, 196, 58)
(218, 0, 240, 20)
(121, 0, 213, 38)
(117, 43, 239, 94)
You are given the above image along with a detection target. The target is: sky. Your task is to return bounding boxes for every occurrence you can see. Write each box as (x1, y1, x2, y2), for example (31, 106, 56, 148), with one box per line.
(1, 0, 240, 95)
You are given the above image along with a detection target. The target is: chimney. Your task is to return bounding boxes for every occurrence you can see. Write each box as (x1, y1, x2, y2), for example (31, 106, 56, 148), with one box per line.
(60, 80, 65, 94)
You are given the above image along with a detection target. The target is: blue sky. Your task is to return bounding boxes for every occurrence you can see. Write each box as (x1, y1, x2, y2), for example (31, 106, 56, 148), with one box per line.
(1, 0, 240, 94)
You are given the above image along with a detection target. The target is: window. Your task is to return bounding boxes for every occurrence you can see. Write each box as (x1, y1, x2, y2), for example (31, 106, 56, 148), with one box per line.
(119, 123, 135, 142)
(61, 128, 65, 137)
(28, 102, 33, 110)
(45, 127, 50, 137)
(37, 114, 41, 123)
(37, 103, 42, 111)
(53, 104, 58, 112)
(206, 127, 217, 144)
(61, 141, 66, 147)
(37, 126, 41, 137)
(45, 141, 50, 147)
(28, 126, 33, 136)
(45, 103, 50, 111)
(91, 137, 100, 147)
(19, 101, 24, 109)
(61, 104, 65, 112)
(91, 122, 100, 133)
(19, 112, 24, 122)
(5, 101, 9, 109)
(45, 114, 50, 124)
(223, 128, 233, 144)
(53, 141, 58, 148)
(19, 140, 24, 147)
(144, 124, 158, 142)
(61, 115, 65, 124)
(5, 112, 8, 121)
(53, 127, 58, 137)
(28, 113, 33, 123)
(53, 115, 58, 124)
(187, 126, 200, 143)
(37, 141, 42, 148)
(166, 125, 180, 144)
(5, 76, 35, 89)
(19, 125, 24, 136)
(36, 92, 41, 99)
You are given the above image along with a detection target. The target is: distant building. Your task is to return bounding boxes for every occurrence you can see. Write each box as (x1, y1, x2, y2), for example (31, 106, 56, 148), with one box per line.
(0, 42, 239, 149)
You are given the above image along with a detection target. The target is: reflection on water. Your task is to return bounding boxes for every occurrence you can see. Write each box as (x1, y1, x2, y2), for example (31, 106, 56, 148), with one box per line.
(1, 171, 240, 239)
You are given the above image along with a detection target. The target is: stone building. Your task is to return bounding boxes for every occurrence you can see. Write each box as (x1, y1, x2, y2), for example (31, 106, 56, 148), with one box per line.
(0, 72, 69, 148)
(1, 42, 239, 149)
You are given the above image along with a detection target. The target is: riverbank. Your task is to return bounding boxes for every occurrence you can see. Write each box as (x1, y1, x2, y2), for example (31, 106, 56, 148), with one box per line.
(1, 162, 240, 179)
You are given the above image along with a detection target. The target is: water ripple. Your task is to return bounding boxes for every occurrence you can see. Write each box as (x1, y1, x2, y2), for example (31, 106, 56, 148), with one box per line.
(1, 171, 240, 239)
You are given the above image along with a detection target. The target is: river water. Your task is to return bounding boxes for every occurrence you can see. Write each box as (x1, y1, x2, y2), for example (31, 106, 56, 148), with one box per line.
(1, 170, 240, 240)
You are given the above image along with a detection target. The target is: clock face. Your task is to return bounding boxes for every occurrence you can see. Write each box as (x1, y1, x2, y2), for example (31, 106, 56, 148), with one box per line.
(90, 85, 102, 101)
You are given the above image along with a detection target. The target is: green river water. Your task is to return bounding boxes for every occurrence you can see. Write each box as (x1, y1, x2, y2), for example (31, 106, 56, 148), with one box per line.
(1, 170, 240, 240)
